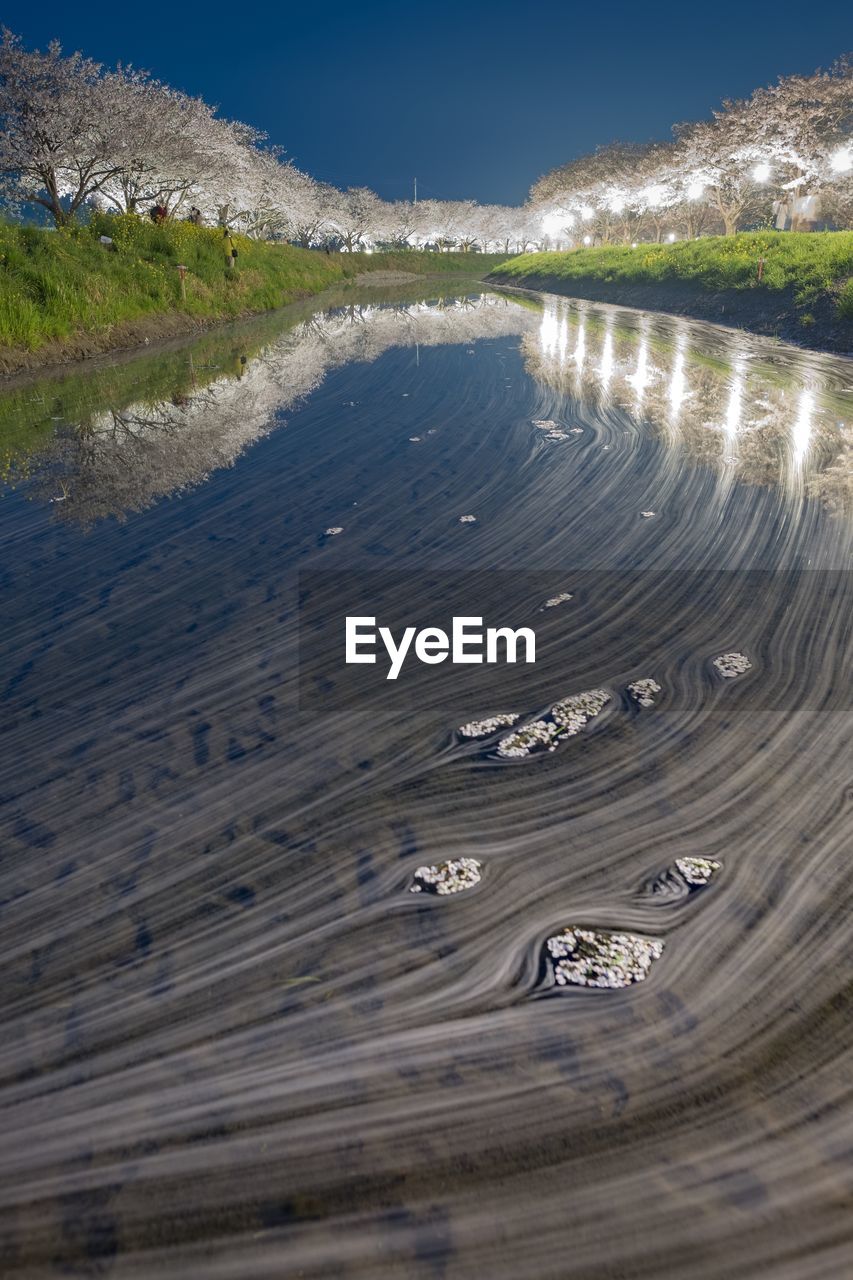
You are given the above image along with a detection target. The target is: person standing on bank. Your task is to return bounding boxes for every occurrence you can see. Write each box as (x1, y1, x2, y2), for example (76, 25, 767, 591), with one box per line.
(223, 228, 238, 271)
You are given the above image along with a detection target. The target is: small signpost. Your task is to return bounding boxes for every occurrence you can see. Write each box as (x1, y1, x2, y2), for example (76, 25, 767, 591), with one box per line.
(757, 257, 766, 283)
(177, 263, 188, 300)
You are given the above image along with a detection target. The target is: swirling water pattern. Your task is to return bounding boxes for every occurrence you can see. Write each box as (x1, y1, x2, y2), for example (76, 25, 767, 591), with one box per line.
(0, 288, 851, 1278)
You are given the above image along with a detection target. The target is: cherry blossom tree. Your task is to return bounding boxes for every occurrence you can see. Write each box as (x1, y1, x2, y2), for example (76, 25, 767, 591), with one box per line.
(673, 114, 771, 236)
(325, 187, 383, 251)
(96, 78, 252, 218)
(0, 29, 125, 225)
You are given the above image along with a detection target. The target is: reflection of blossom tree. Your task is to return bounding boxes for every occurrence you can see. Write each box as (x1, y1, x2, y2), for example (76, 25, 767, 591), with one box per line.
(24, 291, 850, 525)
(522, 302, 852, 508)
(28, 295, 538, 525)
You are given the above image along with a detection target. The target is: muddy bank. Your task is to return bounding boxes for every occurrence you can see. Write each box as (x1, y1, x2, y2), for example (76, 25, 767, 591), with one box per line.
(486, 271, 853, 355)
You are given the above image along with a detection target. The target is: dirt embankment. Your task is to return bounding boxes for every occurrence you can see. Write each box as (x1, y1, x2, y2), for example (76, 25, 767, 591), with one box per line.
(486, 271, 853, 356)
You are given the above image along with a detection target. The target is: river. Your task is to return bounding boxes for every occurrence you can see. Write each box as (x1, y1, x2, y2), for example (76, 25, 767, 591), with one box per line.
(0, 283, 851, 1278)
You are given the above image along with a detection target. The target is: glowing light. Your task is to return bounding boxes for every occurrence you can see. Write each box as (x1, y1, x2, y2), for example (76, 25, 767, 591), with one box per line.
(686, 180, 704, 200)
(574, 321, 586, 373)
(579, 205, 594, 221)
(642, 184, 668, 208)
(669, 342, 687, 416)
(599, 328, 614, 390)
(540, 306, 559, 357)
(542, 210, 572, 238)
(752, 162, 771, 183)
(830, 146, 852, 174)
(667, 233, 676, 242)
(627, 340, 650, 405)
(583, 234, 592, 245)
(631, 241, 638, 249)
(723, 363, 744, 456)
(792, 389, 814, 469)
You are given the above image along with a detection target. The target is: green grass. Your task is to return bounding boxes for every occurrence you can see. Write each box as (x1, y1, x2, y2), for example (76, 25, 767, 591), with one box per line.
(489, 231, 853, 317)
(0, 215, 510, 355)
(837, 278, 853, 321)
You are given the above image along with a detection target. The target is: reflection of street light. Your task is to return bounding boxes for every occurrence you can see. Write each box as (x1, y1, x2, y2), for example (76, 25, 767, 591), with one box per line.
(830, 146, 852, 173)
(752, 162, 771, 183)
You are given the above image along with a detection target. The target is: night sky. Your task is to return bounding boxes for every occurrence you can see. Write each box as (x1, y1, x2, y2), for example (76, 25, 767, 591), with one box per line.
(4, 0, 849, 204)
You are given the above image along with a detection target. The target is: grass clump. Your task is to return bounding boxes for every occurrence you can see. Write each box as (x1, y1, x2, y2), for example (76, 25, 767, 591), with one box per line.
(837, 278, 853, 321)
(0, 215, 510, 355)
(490, 231, 853, 319)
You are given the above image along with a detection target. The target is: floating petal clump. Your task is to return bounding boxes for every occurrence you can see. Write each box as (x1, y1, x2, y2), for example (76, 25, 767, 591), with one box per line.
(324, 526, 343, 536)
(713, 651, 752, 678)
(410, 857, 482, 896)
(459, 514, 477, 524)
(550, 688, 611, 734)
(496, 718, 555, 758)
(640, 510, 656, 519)
(547, 926, 665, 989)
(542, 592, 573, 609)
(532, 418, 559, 429)
(458, 713, 520, 739)
(675, 856, 721, 886)
(497, 688, 610, 758)
(628, 677, 661, 707)
(545, 430, 569, 441)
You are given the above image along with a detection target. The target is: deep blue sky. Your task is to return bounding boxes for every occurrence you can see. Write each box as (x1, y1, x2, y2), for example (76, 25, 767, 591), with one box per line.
(4, 0, 849, 204)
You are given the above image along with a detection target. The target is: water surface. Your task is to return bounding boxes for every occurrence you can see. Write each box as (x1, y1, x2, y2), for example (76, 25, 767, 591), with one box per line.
(1, 285, 851, 1279)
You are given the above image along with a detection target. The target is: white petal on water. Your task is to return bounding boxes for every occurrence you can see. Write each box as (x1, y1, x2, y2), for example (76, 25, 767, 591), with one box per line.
(546, 926, 665, 989)
(497, 689, 610, 758)
(627, 677, 661, 707)
(410, 857, 482, 896)
(541, 592, 573, 610)
(675, 856, 722, 886)
(458, 714, 520, 739)
(713, 651, 752, 678)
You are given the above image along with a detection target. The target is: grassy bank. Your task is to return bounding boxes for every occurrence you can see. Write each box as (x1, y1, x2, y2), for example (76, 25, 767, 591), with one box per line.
(0, 215, 510, 372)
(487, 232, 853, 352)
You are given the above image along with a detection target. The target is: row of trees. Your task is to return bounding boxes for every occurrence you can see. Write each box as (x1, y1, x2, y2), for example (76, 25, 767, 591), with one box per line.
(531, 59, 853, 243)
(0, 30, 541, 252)
(0, 28, 850, 251)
